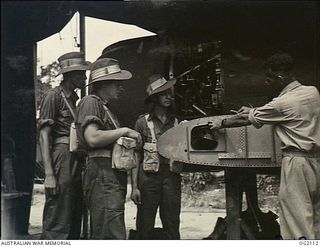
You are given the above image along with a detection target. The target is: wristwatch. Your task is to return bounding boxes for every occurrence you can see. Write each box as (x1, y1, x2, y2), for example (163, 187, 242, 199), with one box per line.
(221, 119, 227, 128)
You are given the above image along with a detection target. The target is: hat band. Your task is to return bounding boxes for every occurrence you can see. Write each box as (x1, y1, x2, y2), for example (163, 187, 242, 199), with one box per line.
(148, 77, 167, 93)
(60, 58, 86, 69)
(91, 65, 121, 80)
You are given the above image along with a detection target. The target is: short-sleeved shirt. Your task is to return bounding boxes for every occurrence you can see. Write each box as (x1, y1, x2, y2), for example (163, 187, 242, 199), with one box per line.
(38, 85, 78, 139)
(75, 94, 120, 152)
(248, 81, 320, 152)
(134, 111, 177, 164)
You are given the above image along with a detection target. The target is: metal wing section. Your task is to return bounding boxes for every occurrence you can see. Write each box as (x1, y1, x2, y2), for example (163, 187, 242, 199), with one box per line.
(158, 116, 282, 168)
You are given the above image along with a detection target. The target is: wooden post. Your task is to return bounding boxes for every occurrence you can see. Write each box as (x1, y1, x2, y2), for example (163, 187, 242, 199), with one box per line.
(225, 168, 243, 239)
(78, 12, 90, 239)
(79, 12, 86, 98)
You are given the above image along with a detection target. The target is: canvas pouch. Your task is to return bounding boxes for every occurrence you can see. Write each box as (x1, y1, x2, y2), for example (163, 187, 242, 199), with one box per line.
(143, 142, 160, 173)
(112, 137, 137, 171)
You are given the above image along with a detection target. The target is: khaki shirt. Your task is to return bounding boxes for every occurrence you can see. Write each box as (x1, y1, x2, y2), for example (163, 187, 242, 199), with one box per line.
(248, 81, 320, 152)
(38, 85, 78, 139)
(75, 95, 120, 152)
(134, 111, 176, 164)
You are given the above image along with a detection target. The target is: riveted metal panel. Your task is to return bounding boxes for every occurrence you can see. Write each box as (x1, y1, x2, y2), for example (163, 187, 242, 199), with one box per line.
(218, 152, 273, 159)
(158, 115, 282, 168)
(219, 159, 279, 168)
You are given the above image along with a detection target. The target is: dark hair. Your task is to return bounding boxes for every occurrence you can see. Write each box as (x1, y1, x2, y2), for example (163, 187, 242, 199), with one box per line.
(263, 53, 294, 72)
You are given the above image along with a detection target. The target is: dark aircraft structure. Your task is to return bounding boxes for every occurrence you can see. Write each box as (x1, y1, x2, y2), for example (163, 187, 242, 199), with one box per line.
(157, 116, 283, 239)
(1, 0, 319, 239)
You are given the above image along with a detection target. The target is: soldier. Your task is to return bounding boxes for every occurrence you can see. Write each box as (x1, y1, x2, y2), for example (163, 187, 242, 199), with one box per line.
(131, 74, 181, 239)
(38, 52, 91, 239)
(212, 53, 320, 239)
(75, 58, 142, 239)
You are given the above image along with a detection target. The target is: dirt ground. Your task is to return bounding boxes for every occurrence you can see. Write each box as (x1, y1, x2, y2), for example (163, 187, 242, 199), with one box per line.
(29, 184, 226, 240)
(29, 179, 279, 240)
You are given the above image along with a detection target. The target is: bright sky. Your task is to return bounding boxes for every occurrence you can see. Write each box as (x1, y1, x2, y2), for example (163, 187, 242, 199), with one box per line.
(37, 13, 80, 74)
(37, 12, 156, 87)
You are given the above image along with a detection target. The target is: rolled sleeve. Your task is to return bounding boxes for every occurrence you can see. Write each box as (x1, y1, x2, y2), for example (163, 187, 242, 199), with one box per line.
(81, 115, 104, 129)
(38, 90, 56, 129)
(248, 101, 285, 128)
(38, 119, 55, 129)
(248, 109, 263, 129)
(76, 96, 104, 130)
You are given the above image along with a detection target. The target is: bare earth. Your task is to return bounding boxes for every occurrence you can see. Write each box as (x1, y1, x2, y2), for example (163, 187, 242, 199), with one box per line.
(29, 184, 226, 240)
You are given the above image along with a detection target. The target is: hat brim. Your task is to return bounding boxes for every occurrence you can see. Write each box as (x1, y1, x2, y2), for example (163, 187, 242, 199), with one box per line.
(56, 62, 91, 76)
(89, 70, 132, 84)
(144, 78, 176, 104)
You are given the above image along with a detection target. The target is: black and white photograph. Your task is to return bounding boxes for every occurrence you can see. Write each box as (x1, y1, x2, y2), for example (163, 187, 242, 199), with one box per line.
(1, 0, 319, 243)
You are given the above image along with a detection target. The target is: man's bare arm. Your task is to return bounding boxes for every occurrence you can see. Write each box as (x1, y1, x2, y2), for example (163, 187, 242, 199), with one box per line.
(130, 152, 141, 205)
(39, 126, 58, 194)
(84, 123, 142, 148)
(222, 114, 252, 128)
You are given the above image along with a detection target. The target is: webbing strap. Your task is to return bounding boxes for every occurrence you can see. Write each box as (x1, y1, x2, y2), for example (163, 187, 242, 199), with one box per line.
(145, 114, 179, 143)
(61, 91, 75, 119)
(103, 105, 120, 129)
(145, 114, 156, 143)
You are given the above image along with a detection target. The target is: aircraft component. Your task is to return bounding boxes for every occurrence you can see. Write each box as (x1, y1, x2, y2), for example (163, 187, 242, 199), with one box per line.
(158, 115, 282, 168)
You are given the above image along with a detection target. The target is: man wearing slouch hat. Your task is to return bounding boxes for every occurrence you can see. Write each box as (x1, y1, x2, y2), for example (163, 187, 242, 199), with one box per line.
(131, 74, 181, 240)
(75, 58, 142, 239)
(38, 52, 91, 239)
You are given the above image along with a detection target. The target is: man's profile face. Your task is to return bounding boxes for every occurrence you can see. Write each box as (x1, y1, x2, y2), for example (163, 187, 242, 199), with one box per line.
(264, 67, 278, 86)
(264, 67, 286, 95)
(101, 81, 124, 101)
(110, 81, 124, 100)
(69, 70, 87, 89)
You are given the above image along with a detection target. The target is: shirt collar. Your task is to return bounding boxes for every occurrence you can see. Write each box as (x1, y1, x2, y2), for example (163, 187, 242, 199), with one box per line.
(278, 80, 301, 97)
(91, 94, 109, 106)
(59, 85, 79, 101)
(148, 109, 175, 123)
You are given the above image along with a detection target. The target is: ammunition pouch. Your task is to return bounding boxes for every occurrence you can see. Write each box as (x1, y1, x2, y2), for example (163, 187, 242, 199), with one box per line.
(143, 142, 160, 173)
(69, 122, 79, 153)
(143, 114, 181, 173)
(112, 137, 137, 171)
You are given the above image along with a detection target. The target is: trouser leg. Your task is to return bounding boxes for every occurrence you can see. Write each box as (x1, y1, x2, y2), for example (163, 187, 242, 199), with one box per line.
(279, 156, 320, 239)
(83, 158, 127, 240)
(68, 158, 83, 239)
(41, 144, 82, 240)
(104, 167, 127, 240)
(314, 194, 320, 239)
(137, 174, 162, 239)
(311, 158, 320, 239)
(159, 172, 181, 240)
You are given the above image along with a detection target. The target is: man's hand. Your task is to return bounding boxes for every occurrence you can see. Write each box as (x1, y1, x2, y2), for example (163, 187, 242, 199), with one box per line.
(131, 188, 141, 205)
(209, 120, 224, 130)
(125, 128, 142, 146)
(238, 106, 251, 115)
(44, 174, 59, 196)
